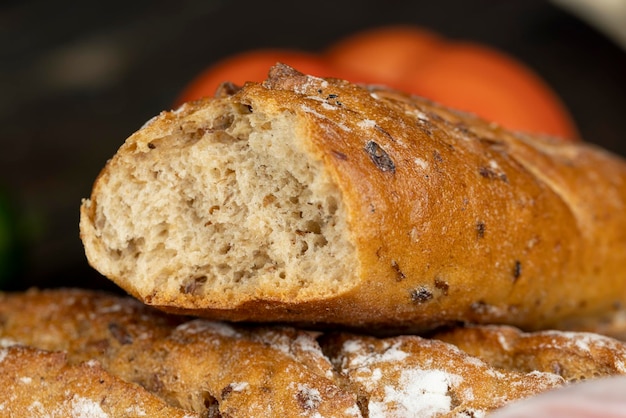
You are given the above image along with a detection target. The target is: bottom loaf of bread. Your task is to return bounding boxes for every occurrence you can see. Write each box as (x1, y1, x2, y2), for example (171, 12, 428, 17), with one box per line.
(1, 288, 626, 417)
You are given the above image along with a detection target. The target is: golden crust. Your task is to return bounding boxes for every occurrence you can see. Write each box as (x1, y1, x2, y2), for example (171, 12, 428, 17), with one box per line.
(241, 65, 626, 331)
(0, 345, 198, 417)
(0, 289, 360, 417)
(2, 289, 626, 417)
(81, 64, 626, 332)
(322, 333, 564, 417)
(432, 324, 626, 381)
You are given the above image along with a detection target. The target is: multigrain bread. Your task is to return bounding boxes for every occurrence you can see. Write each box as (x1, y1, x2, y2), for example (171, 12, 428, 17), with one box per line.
(0, 345, 199, 418)
(0, 289, 361, 418)
(3, 289, 626, 417)
(80, 64, 626, 332)
(431, 324, 626, 381)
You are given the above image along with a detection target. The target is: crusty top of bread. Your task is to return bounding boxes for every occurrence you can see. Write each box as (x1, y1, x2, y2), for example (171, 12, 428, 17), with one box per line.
(80, 64, 626, 332)
(0, 345, 199, 418)
(3, 289, 626, 417)
(0, 289, 359, 417)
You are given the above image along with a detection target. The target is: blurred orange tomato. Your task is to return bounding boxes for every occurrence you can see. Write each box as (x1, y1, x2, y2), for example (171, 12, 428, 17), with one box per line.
(401, 42, 577, 141)
(176, 26, 578, 140)
(326, 25, 443, 87)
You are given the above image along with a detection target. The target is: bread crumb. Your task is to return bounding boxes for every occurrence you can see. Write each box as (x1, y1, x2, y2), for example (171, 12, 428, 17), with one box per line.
(81, 100, 357, 307)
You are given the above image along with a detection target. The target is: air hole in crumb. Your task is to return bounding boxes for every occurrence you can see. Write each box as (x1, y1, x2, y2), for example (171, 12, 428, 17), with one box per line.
(109, 248, 123, 261)
(314, 235, 328, 247)
(216, 264, 231, 275)
(180, 276, 208, 295)
(126, 237, 144, 253)
(209, 167, 222, 179)
(211, 114, 235, 131)
(303, 220, 322, 234)
(263, 194, 277, 206)
(233, 271, 245, 282)
(252, 250, 271, 269)
(218, 244, 232, 255)
(326, 196, 338, 215)
(279, 271, 286, 279)
(212, 131, 238, 144)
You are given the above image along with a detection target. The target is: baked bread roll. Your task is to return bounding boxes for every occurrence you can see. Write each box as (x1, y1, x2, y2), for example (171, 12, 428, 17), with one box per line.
(80, 64, 626, 332)
(0, 345, 199, 418)
(431, 324, 626, 380)
(3, 289, 626, 417)
(0, 289, 361, 418)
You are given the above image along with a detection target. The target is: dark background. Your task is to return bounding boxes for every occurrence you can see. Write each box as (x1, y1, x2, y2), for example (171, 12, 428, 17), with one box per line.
(1, 0, 625, 292)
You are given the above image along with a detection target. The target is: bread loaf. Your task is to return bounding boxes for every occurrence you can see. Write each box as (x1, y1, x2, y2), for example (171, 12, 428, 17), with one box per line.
(0, 345, 199, 418)
(80, 64, 626, 332)
(3, 289, 626, 417)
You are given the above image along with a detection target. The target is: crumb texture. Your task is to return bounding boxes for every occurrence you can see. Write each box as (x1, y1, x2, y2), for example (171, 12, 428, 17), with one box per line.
(81, 100, 355, 305)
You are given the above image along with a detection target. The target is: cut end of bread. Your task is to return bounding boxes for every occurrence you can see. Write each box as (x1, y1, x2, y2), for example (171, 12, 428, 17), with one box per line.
(80, 94, 357, 309)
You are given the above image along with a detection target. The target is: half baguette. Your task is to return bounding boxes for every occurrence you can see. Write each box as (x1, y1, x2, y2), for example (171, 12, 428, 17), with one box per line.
(80, 64, 626, 332)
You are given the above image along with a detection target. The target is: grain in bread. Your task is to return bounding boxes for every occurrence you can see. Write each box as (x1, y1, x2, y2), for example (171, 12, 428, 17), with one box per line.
(80, 64, 626, 332)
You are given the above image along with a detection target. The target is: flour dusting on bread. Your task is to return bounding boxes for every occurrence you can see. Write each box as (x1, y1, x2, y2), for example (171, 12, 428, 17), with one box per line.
(7, 289, 625, 417)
